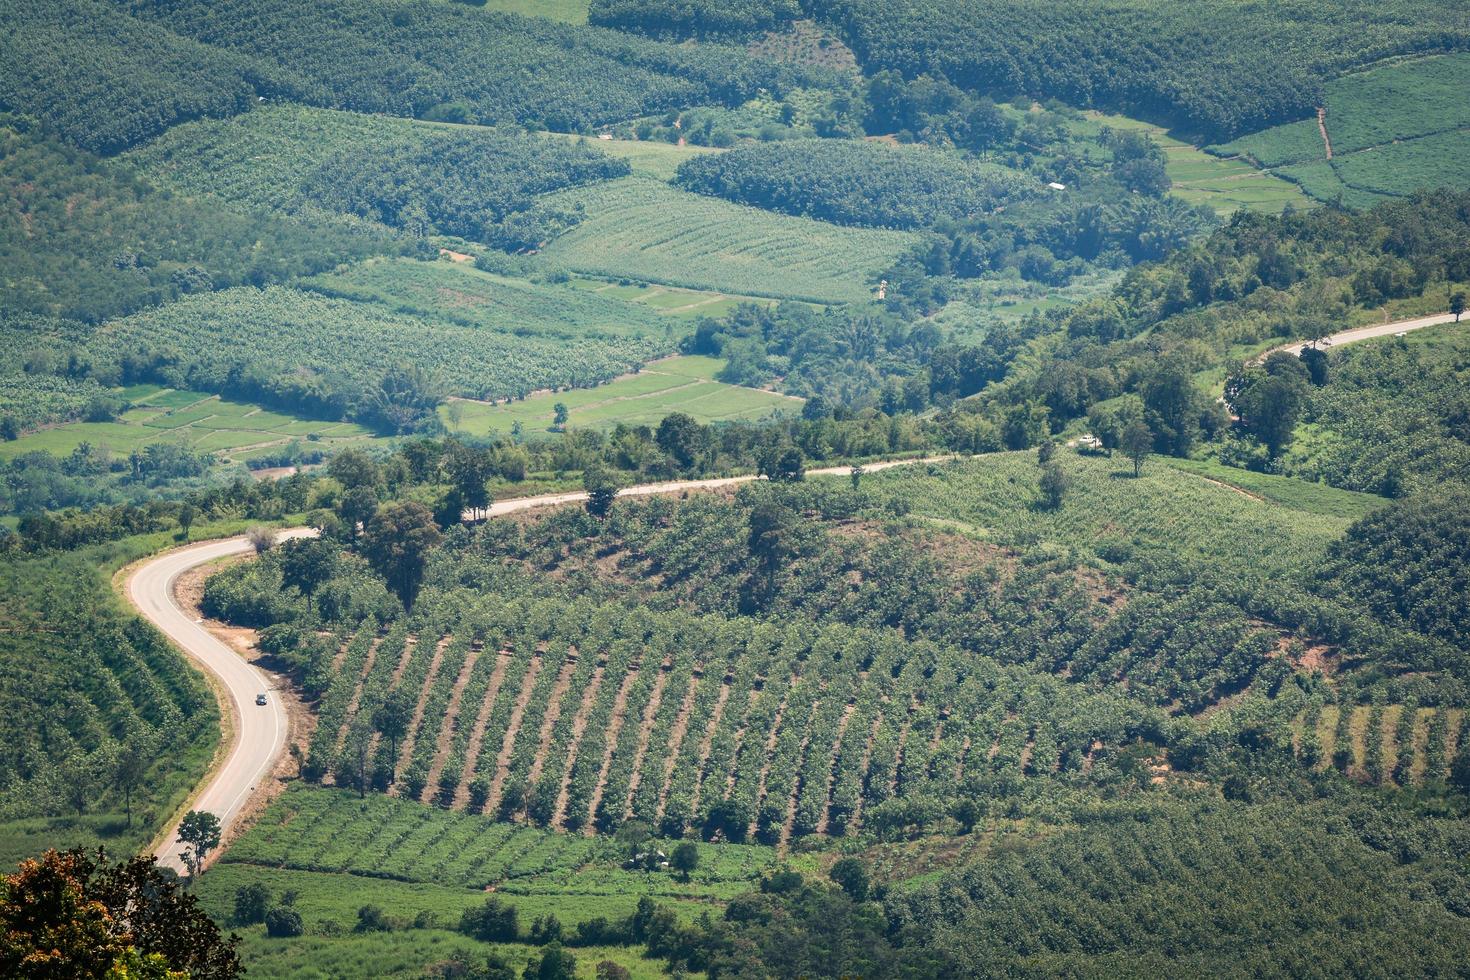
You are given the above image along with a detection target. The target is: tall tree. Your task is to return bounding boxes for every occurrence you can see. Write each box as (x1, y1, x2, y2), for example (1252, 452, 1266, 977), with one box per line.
(375, 688, 415, 766)
(277, 537, 339, 611)
(583, 465, 621, 518)
(1120, 421, 1154, 477)
(362, 502, 443, 611)
(178, 810, 222, 879)
(446, 443, 495, 520)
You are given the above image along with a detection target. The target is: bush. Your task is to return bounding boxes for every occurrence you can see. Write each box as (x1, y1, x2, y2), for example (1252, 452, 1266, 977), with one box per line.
(354, 904, 393, 933)
(460, 897, 519, 942)
(264, 905, 304, 938)
(233, 883, 271, 924)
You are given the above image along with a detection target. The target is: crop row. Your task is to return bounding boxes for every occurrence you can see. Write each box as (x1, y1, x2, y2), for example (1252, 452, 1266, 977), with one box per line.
(309, 596, 1156, 841)
(1307, 704, 1465, 787)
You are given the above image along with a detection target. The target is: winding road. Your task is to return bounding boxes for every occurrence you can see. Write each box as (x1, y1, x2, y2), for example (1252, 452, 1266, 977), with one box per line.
(128, 530, 313, 871)
(1258, 310, 1460, 362)
(127, 456, 951, 866)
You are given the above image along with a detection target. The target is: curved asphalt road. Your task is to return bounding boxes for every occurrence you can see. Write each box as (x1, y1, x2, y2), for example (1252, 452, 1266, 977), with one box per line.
(128, 457, 952, 866)
(1258, 311, 1460, 362)
(129, 530, 311, 871)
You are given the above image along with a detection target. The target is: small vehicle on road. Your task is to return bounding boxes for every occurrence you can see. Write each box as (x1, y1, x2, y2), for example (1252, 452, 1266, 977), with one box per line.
(255, 693, 268, 706)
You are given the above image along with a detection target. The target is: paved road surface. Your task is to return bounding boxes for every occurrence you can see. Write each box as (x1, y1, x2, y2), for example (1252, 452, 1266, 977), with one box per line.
(129, 457, 952, 865)
(127, 530, 311, 871)
(1260, 311, 1459, 362)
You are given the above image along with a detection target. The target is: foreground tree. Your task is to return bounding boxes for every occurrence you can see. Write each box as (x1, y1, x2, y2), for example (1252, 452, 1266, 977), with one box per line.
(1452, 290, 1466, 323)
(362, 502, 443, 611)
(0, 849, 240, 978)
(277, 537, 338, 611)
(375, 688, 415, 765)
(671, 842, 699, 882)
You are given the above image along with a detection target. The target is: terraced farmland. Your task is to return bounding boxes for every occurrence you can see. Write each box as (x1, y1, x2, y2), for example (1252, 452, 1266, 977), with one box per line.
(535, 177, 918, 304)
(305, 597, 1149, 845)
(1214, 53, 1470, 206)
(443, 355, 799, 437)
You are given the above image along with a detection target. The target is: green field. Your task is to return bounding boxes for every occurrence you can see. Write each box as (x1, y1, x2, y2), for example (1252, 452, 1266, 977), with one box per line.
(867, 452, 1364, 580)
(0, 386, 377, 463)
(302, 258, 670, 341)
(535, 177, 918, 304)
(1161, 457, 1386, 520)
(1215, 53, 1470, 205)
(476, 0, 589, 23)
(443, 355, 799, 437)
(1083, 112, 1311, 214)
(194, 784, 785, 977)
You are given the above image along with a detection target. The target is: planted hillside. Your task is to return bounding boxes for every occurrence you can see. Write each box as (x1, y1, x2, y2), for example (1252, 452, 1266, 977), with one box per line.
(673, 139, 1037, 229)
(0, 0, 302, 154)
(0, 548, 218, 867)
(87, 283, 670, 427)
(128, 106, 629, 246)
(1283, 325, 1470, 495)
(894, 799, 1470, 975)
(0, 313, 106, 431)
(808, 0, 1470, 141)
(1317, 493, 1470, 651)
(962, 191, 1470, 445)
(0, 117, 393, 322)
(123, 0, 830, 132)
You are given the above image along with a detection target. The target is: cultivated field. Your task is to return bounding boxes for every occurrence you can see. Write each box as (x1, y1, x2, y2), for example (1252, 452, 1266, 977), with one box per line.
(301, 258, 669, 341)
(443, 356, 799, 437)
(536, 177, 918, 304)
(1082, 112, 1311, 214)
(0, 385, 376, 464)
(94, 282, 670, 403)
(303, 596, 1131, 846)
(1214, 54, 1470, 205)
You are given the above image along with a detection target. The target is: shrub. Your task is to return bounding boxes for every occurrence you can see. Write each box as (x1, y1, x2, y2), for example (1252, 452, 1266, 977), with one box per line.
(233, 883, 270, 924)
(264, 905, 304, 938)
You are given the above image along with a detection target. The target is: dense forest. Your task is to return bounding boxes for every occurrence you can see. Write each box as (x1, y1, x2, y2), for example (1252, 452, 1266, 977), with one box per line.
(807, 0, 1470, 140)
(117, 0, 831, 136)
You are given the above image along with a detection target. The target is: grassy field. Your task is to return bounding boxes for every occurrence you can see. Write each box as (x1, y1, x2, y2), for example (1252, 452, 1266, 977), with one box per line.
(1214, 54, 1470, 205)
(1162, 457, 1386, 520)
(443, 355, 799, 437)
(1081, 112, 1311, 214)
(866, 452, 1362, 579)
(302, 258, 671, 341)
(535, 177, 918, 304)
(474, 0, 589, 23)
(542, 132, 720, 180)
(564, 278, 753, 321)
(0, 385, 378, 464)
